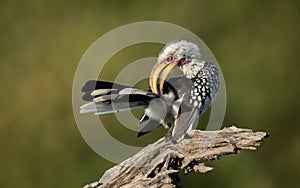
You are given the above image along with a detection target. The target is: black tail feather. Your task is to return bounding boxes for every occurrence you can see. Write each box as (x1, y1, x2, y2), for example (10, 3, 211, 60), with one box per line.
(82, 80, 128, 101)
(80, 80, 158, 115)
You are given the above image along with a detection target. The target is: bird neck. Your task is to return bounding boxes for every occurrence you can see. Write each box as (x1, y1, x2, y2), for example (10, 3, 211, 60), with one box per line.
(181, 60, 205, 79)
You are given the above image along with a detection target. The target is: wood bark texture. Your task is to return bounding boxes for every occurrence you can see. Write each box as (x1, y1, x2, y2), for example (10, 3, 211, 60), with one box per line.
(84, 126, 269, 188)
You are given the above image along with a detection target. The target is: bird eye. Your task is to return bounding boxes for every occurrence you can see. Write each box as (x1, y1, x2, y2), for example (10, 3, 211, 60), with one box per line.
(166, 55, 173, 62)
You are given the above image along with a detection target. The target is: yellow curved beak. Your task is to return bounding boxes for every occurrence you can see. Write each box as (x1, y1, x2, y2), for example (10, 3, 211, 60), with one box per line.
(149, 61, 177, 94)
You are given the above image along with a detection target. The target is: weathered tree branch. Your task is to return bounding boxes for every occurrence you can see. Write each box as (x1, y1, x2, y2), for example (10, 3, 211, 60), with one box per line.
(84, 126, 269, 188)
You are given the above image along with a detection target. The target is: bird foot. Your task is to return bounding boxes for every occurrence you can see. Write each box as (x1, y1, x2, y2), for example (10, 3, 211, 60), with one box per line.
(183, 133, 193, 139)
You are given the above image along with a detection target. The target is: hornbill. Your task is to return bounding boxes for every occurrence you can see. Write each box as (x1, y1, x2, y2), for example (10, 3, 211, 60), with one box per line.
(80, 40, 220, 140)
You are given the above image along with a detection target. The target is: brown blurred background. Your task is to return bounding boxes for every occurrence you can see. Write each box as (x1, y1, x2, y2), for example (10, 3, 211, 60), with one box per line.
(1, 0, 299, 187)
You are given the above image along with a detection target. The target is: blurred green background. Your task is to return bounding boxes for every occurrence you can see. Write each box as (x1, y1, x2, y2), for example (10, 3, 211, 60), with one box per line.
(1, 0, 299, 187)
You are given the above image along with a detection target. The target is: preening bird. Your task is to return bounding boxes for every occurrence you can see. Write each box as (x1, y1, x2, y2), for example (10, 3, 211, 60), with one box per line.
(80, 40, 220, 140)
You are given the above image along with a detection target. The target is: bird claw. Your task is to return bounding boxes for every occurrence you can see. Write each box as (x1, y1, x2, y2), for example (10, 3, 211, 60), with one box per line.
(183, 133, 193, 139)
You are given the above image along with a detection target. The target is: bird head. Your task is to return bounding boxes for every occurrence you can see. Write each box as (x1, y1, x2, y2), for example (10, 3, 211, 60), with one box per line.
(150, 40, 202, 94)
